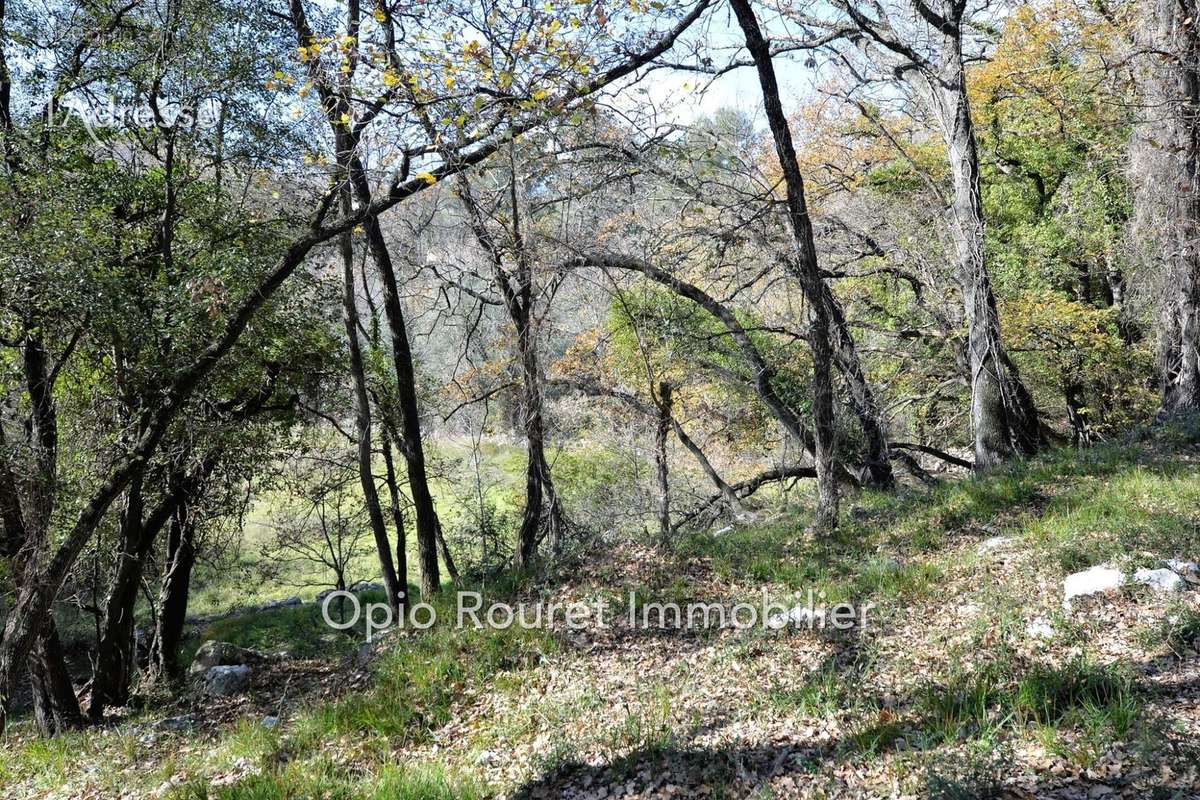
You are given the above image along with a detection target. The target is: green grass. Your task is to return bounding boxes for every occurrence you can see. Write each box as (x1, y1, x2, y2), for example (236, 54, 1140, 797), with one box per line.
(181, 582, 557, 797)
(756, 656, 871, 718)
(10, 433, 1200, 798)
(299, 616, 556, 744)
(680, 439, 1200, 604)
(912, 654, 1140, 749)
(171, 761, 484, 800)
(191, 589, 400, 661)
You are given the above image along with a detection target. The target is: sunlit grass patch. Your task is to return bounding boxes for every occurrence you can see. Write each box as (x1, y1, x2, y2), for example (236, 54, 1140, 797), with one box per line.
(170, 759, 483, 800)
(294, 594, 557, 747)
(912, 654, 1141, 752)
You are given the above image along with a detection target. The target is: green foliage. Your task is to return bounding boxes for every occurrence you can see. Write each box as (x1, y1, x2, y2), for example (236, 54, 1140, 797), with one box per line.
(603, 281, 777, 449)
(1002, 291, 1154, 438)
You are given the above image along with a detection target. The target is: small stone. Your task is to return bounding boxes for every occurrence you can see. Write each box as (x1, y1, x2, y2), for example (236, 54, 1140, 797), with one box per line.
(157, 714, 197, 732)
(977, 536, 1012, 555)
(1132, 567, 1185, 593)
(189, 641, 264, 676)
(204, 665, 251, 696)
(1063, 566, 1125, 610)
(1165, 559, 1200, 575)
(475, 749, 498, 766)
(263, 596, 302, 610)
(767, 604, 822, 629)
(1026, 618, 1054, 639)
(262, 715, 280, 729)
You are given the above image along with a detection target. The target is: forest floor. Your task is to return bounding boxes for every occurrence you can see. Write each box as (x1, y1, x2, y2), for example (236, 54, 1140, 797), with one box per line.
(3, 428, 1200, 799)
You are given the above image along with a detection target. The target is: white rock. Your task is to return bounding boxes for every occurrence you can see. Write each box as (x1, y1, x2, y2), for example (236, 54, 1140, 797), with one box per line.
(204, 665, 251, 696)
(977, 536, 1012, 555)
(263, 596, 302, 610)
(475, 749, 498, 766)
(766, 604, 822, 629)
(1063, 566, 1125, 610)
(1165, 559, 1200, 575)
(261, 716, 280, 729)
(1025, 618, 1054, 639)
(1132, 567, 1185, 593)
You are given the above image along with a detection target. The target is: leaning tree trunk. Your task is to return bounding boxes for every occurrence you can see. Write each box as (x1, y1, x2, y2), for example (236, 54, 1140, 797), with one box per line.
(932, 49, 1042, 467)
(337, 177, 405, 615)
(379, 427, 409, 613)
(347, 160, 441, 599)
(731, 0, 839, 529)
(823, 284, 894, 488)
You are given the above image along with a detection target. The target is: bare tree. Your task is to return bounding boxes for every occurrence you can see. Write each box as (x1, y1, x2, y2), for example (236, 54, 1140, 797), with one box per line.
(261, 446, 374, 621)
(781, 0, 1044, 465)
(730, 0, 840, 527)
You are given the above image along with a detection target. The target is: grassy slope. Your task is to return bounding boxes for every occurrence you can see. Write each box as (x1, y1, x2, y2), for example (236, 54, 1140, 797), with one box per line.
(185, 437, 647, 618)
(3, 429, 1200, 799)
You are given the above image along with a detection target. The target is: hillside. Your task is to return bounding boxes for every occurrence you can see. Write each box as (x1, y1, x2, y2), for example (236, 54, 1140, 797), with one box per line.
(3, 430, 1199, 799)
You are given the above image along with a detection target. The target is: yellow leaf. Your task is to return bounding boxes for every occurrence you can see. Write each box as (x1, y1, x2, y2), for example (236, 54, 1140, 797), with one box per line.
(416, 171, 437, 185)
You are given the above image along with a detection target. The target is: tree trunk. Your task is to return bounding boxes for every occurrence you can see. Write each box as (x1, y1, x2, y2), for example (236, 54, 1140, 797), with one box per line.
(435, 519, 459, 581)
(671, 418, 748, 517)
(514, 299, 562, 567)
(347, 160, 441, 599)
(823, 284, 894, 488)
(654, 381, 673, 546)
(89, 476, 147, 719)
(1160, 0, 1200, 415)
(932, 44, 1042, 467)
(379, 428, 409, 613)
(1065, 381, 1091, 447)
(730, 0, 839, 529)
(338, 179, 404, 615)
(28, 621, 81, 735)
(150, 512, 194, 681)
